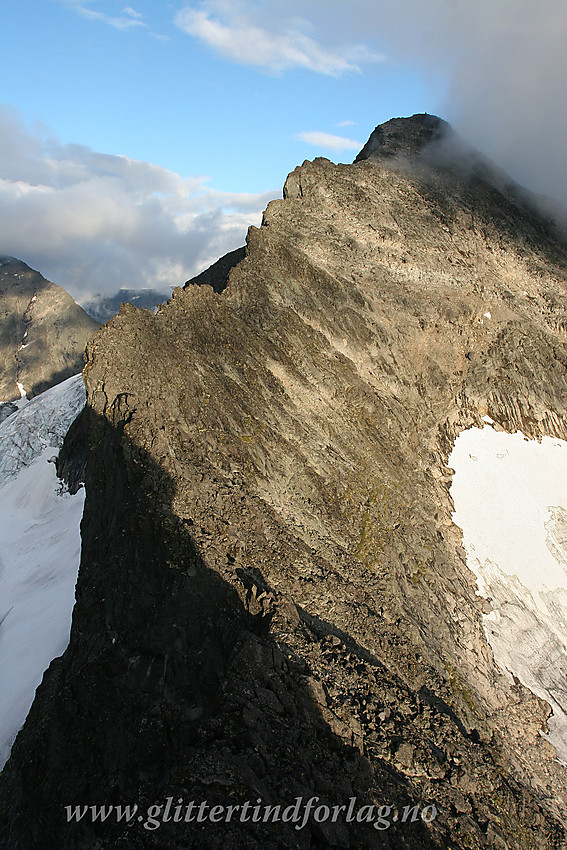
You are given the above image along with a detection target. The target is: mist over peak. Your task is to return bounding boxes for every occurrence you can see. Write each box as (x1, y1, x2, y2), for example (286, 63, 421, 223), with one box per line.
(353, 113, 567, 243)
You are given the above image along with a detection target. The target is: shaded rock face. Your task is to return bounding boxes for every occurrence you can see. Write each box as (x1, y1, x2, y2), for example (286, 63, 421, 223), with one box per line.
(2, 115, 567, 848)
(184, 245, 247, 294)
(0, 257, 99, 402)
(354, 114, 450, 162)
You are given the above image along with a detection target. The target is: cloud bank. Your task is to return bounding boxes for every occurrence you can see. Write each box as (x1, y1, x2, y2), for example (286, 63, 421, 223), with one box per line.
(0, 108, 275, 301)
(351, 0, 567, 204)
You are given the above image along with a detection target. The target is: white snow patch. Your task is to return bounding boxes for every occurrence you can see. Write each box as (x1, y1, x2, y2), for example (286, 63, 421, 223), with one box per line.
(450, 425, 567, 763)
(484, 311, 492, 320)
(16, 382, 26, 400)
(0, 451, 84, 768)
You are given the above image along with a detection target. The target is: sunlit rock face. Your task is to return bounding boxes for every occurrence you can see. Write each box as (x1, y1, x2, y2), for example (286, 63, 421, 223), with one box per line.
(3, 115, 567, 848)
(450, 425, 567, 763)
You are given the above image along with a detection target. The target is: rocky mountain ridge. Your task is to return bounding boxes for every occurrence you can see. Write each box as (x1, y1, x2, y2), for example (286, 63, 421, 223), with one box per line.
(0, 257, 99, 403)
(1, 115, 567, 848)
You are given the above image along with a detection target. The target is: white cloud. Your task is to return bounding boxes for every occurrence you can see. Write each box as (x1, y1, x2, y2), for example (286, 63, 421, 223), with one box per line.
(175, 2, 384, 75)
(76, 5, 146, 30)
(57, 0, 147, 30)
(382, 0, 567, 204)
(335, 120, 355, 127)
(122, 6, 143, 19)
(0, 108, 276, 300)
(296, 131, 363, 153)
(58, 0, 172, 39)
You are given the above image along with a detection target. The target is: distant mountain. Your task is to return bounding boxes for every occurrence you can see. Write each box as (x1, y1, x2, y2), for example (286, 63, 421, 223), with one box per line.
(83, 288, 171, 323)
(0, 257, 99, 403)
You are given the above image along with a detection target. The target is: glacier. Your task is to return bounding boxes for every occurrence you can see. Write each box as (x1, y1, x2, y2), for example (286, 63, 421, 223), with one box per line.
(449, 424, 567, 764)
(0, 374, 86, 483)
(0, 375, 86, 769)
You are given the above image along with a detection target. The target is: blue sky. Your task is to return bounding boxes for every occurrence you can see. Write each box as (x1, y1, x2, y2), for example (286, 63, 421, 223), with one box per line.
(0, 1, 565, 299)
(2, 1, 437, 193)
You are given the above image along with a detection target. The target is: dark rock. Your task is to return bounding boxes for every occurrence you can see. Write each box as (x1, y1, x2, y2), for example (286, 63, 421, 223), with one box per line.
(354, 113, 449, 162)
(56, 406, 89, 494)
(0, 401, 17, 425)
(184, 245, 246, 294)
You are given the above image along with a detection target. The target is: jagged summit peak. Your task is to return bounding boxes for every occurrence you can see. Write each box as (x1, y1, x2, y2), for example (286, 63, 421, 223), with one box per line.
(355, 113, 451, 163)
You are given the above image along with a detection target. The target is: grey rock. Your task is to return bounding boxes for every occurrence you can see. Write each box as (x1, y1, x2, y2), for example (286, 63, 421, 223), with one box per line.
(0, 402, 17, 426)
(185, 245, 246, 294)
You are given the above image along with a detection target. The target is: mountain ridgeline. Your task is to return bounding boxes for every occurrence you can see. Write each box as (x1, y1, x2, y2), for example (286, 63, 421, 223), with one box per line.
(2, 115, 567, 848)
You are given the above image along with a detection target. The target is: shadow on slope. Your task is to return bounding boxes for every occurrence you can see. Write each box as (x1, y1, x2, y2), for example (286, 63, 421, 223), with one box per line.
(0, 408, 446, 850)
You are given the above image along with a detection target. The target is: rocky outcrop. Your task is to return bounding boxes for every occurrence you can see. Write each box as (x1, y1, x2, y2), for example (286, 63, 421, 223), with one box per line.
(1, 115, 567, 848)
(0, 257, 99, 402)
